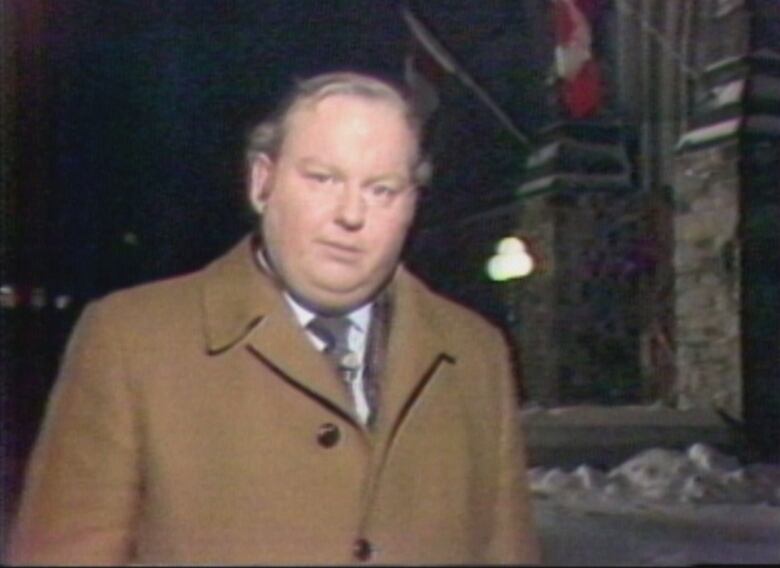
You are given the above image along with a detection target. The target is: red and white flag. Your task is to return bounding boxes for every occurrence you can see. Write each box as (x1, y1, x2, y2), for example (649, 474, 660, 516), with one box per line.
(553, 0, 603, 119)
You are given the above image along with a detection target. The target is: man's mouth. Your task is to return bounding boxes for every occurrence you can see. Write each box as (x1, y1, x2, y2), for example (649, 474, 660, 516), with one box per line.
(316, 239, 363, 261)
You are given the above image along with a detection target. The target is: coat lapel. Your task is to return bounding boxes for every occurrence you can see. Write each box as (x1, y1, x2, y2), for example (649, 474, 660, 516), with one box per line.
(200, 237, 457, 434)
(243, 306, 356, 423)
(200, 236, 356, 424)
(375, 268, 455, 445)
(355, 268, 456, 521)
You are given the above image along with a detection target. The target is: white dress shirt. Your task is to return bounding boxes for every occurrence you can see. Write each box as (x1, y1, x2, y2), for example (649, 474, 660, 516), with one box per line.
(284, 293, 373, 425)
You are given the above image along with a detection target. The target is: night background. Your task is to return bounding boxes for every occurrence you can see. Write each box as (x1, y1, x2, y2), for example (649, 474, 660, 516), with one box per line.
(3, 1, 780, 562)
(30, 0, 547, 300)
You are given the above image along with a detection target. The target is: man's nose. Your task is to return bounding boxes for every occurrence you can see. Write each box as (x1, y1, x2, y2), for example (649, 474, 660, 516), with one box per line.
(333, 185, 366, 230)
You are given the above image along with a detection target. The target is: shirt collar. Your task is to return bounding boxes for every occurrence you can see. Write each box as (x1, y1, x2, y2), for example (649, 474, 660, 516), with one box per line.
(284, 292, 372, 333)
(255, 238, 372, 331)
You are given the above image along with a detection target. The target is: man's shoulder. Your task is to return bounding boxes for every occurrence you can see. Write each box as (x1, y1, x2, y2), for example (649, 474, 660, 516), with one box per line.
(97, 269, 202, 316)
(78, 269, 206, 347)
(88, 237, 254, 327)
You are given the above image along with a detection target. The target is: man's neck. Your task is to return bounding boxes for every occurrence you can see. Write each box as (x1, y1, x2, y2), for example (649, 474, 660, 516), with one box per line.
(284, 292, 372, 332)
(254, 234, 373, 326)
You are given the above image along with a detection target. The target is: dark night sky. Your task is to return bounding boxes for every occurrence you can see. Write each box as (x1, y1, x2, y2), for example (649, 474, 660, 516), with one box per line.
(39, 0, 552, 300)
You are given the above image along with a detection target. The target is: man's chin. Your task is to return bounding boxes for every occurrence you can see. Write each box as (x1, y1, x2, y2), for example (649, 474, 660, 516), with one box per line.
(287, 278, 382, 315)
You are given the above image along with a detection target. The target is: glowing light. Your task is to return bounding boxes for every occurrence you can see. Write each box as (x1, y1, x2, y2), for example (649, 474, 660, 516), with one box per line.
(0, 284, 17, 309)
(54, 294, 73, 310)
(487, 237, 535, 281)
(497, 236, 527, 255)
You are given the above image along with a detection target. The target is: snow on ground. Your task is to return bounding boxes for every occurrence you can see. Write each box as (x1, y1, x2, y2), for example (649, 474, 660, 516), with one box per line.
(531, 443, 780, 565)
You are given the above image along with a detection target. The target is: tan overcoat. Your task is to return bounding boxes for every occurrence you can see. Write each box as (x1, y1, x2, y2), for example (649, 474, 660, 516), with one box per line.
(7, 236, 541, 565)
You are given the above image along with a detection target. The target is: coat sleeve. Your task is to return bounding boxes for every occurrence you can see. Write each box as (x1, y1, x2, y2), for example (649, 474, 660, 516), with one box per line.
(5, 300, 142, 565)
(484, 334, 542, 565)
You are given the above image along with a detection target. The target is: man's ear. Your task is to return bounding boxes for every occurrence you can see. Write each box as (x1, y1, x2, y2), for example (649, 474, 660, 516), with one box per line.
(248, 153, 274, 215)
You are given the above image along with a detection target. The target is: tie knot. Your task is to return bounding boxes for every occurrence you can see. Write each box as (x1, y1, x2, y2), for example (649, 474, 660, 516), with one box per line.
(307, 315, 352, 355)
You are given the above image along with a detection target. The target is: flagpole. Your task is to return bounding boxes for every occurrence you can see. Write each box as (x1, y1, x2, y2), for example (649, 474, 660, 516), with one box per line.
(401, 4, 532, 149)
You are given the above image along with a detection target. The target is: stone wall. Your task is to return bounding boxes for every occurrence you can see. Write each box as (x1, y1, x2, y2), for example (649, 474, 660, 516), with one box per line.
(554, 191, 645, 404)
(517, 196, 559, 404)
(672, 141, 742, 417)
(517, 187, 649, 406)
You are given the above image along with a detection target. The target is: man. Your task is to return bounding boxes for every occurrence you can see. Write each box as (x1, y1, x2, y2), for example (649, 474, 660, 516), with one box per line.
(7, 72, 541, 565)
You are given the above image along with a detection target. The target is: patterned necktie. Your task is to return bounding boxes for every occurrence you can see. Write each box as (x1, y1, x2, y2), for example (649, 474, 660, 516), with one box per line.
(308, 315, 379, 425)
(307, 315, 358, 377)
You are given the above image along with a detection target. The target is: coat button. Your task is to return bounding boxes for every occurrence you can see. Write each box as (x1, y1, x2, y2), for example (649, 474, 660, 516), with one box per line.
(353, 538, 373, 562)
(317, 423, 340, 448)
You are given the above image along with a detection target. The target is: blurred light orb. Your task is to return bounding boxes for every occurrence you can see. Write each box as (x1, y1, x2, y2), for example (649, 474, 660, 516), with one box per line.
(497, 236, 527, 255)
(487, 237, 535, 281)
(0, 284, 17, 309)
(54, 294, 73, 310)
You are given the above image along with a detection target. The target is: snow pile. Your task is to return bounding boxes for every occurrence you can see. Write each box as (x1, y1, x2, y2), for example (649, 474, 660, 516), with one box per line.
(530, 443, 780, 506)
(531, 443, 780, 565)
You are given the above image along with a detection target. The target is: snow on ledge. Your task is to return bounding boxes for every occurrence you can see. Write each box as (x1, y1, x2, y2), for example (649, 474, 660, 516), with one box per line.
(677, 118, 741, 149)
(704, 48, 780, 75)
(710, 79, 745, 107)
(678, 114, 780, 150)
(530, 443, 780, 507)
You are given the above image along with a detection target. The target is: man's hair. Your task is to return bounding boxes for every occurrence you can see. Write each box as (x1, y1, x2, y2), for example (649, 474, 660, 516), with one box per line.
(245, 71, 433, 186)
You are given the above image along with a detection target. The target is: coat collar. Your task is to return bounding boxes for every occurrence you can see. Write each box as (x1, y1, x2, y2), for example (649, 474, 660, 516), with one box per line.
(374, 266, 456, 436)
(201, 235, 284, 354)
(200, 235, 455, 431)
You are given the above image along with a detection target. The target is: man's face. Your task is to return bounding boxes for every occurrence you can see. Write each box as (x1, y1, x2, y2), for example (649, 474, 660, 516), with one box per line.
(249, 94, 419, 314)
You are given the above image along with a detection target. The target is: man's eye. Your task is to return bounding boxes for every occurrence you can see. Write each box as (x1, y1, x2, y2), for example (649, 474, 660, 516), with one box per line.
(369, 185, 397, 197)
(306, 172, 334, 184)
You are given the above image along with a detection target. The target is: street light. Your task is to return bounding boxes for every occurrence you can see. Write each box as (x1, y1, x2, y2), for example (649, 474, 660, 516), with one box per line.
(486, 236, 535, 330)
(486, 236, 535, 281)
